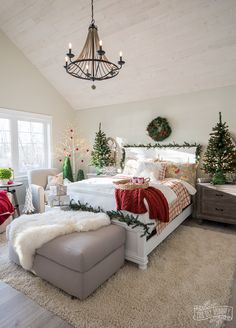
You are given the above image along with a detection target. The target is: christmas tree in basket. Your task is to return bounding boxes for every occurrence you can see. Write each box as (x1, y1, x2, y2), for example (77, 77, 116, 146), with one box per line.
(203, 112, 236, 185)
(91, 123, 112, 174)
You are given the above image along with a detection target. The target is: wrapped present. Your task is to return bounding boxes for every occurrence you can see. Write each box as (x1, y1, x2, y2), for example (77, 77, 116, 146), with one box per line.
(49, 184, 67, 196)
(48, 195, 70, 207)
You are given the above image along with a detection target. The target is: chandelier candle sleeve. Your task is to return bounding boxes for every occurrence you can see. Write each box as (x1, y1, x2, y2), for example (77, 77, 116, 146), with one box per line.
(64, 0, 125, 88)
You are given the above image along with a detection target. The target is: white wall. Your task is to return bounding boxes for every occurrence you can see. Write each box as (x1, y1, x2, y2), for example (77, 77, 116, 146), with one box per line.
(0, 30, 75, 166)
(76, 85, 236, 149)
(0, 30, 75, 207)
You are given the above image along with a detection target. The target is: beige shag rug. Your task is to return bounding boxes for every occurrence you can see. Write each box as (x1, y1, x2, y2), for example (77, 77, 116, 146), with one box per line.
(0, 225, 235, 328)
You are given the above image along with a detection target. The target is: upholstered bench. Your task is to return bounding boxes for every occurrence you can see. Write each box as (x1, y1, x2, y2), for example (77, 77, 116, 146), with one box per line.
(9, 224, 126, 300)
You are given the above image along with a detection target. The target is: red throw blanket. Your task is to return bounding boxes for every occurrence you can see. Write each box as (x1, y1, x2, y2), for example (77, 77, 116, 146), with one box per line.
(115, 187, 169, 222)
(0, 190, 15, 225)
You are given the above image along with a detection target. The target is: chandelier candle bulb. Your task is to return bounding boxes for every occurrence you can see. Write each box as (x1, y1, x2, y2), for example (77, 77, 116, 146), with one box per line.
(64, 56, 68, 68)
(86, 64, 89, 74)
(119, 51, 123, 58)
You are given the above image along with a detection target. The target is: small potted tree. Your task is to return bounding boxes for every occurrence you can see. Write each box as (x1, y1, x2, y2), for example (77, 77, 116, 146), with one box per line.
(202, 112, 236, 184)
(0, 168, 12, 185)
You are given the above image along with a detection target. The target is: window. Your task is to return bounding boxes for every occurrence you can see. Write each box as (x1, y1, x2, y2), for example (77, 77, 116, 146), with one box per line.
(0, 108, 52, 176)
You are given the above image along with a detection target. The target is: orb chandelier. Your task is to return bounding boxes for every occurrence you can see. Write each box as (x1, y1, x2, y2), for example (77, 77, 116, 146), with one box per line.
(64, 0, 125, 89)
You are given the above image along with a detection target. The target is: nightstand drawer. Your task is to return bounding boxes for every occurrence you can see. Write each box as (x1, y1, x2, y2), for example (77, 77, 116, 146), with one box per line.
(202, 201, 236, 219)
(202, 187, 236, 204)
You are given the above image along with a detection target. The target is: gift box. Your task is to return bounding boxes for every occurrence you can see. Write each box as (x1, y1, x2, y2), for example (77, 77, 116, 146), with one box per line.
(49, 184, 67, 196)
(48, 195, 70, 207)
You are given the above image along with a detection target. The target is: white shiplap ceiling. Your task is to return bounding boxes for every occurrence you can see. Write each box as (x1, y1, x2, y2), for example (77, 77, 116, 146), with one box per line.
(0, 0, 236, 110)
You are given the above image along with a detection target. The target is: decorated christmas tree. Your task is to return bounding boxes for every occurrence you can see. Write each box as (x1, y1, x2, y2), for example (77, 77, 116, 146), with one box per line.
(91, 123, 112, 173)
(203, 112, 236, 184)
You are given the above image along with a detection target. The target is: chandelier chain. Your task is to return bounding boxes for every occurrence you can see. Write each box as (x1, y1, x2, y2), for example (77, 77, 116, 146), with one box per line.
(91, 0, 94, 23)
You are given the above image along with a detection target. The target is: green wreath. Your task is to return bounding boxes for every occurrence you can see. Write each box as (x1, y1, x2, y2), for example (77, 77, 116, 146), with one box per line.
(147, 117, 171, 142)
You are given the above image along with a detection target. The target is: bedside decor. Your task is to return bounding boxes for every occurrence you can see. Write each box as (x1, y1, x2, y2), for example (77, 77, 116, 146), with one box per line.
(202, 112, 236, 185)
(146, 117, 172, 142)
(91, 123, 113, 174)
(64, 0, 125, 89)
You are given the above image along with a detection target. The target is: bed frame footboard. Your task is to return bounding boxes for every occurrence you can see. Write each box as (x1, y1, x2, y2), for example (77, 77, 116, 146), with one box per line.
(112, 204, 193, 269)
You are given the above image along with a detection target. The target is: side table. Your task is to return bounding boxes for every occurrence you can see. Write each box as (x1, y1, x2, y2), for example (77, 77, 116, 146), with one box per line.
(0, 182, 23, 217)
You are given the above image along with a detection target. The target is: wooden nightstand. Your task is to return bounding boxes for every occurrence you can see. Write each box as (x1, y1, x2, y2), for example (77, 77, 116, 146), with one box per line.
(196, 183, 236, 225)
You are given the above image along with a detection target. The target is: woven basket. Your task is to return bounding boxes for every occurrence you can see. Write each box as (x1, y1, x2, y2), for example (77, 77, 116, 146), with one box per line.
(113, 178, 150, 190)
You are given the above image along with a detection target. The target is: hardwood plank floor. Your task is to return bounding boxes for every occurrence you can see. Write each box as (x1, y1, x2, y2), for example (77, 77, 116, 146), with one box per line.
(0, 282, 73, 328)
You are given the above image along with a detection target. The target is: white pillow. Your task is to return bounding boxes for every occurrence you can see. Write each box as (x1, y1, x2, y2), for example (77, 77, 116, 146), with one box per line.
(136, 161, 166, 182)
(123, 159, 140, 176)
(46, 173, 63, 190)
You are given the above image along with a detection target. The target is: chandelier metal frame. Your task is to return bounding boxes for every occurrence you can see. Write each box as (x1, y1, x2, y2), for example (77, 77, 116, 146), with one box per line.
(64, 0, 125, 85)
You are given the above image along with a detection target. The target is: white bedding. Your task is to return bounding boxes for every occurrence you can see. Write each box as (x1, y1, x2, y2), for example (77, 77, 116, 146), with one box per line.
(67, 176, 196, 228)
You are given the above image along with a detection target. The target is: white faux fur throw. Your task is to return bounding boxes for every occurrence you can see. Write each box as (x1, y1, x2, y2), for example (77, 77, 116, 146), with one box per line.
(7, 209, 110, 271)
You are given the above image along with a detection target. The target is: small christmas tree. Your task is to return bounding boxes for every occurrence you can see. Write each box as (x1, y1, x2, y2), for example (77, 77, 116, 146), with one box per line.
(77, 169, 85, 181)
(63, 156, 74, 182)
(203, 112, 236, 184)
(91, 123, 112, 173)
(23, 188, 35, 214)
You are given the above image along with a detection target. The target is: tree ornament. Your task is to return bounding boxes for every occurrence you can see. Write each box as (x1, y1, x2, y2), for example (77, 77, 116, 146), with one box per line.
(147, 117, 172, 142)
(202, 112, 236, 185)
(23, 188, 35, 214)
(91, 123, 113, 174)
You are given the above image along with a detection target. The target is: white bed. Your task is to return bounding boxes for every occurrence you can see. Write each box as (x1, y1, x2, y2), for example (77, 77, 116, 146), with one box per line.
(67, 146, 199, 269)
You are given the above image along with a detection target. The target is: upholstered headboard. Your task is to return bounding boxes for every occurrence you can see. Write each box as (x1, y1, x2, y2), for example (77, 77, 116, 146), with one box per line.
(121, 143, 201, 168)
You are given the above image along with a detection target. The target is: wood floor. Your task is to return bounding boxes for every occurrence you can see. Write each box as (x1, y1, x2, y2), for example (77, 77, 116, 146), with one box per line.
(0, 282, 73, 328)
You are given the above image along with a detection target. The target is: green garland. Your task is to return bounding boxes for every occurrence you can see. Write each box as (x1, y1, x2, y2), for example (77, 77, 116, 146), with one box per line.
(123, 142, 202, 162)
(69, 200, 154, 237)
(147, 117, 172, 142)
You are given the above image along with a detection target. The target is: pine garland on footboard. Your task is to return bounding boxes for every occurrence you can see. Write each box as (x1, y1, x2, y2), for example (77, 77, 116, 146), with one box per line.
(68, 200, 154, 237)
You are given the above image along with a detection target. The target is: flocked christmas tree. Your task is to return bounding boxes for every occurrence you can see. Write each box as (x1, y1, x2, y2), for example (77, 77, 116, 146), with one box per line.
(23, 188, 35, 214)
(203, 112, 236, 184)
(91, 123, 112, 174)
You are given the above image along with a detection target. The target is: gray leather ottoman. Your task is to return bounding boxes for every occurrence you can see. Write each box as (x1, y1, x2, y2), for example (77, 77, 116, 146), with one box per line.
(9, 224, 126, 300)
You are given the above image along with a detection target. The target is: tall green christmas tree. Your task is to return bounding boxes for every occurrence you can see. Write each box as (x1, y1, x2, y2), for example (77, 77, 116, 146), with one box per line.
(91, 123, 112, 173)
(203, 112, 236, 184)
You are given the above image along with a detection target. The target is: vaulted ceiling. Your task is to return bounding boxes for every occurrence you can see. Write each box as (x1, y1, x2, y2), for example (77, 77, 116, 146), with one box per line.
(0, 0, 236, 110)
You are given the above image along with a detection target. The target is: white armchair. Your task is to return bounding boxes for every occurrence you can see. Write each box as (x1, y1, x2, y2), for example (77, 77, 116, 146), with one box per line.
(28, 168, 59, 213)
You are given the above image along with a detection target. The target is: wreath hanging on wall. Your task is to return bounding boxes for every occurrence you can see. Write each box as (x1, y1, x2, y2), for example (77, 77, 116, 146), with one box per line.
(146, 116, 172, 142)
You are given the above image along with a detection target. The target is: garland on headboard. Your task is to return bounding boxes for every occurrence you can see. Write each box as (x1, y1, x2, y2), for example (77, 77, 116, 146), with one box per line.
(120, 142, 202, 168)
(68, 200, 154, 237)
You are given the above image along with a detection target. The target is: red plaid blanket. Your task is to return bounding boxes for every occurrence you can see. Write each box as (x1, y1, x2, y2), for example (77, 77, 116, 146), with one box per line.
(155, 179, 191, 235)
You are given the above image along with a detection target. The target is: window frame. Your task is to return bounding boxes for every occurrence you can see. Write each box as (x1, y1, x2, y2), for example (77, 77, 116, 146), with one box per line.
(0, 108, 52, 178)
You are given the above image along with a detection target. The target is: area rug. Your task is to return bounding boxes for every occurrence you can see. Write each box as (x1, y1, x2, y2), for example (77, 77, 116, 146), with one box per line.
(0, 225, 235, 328)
